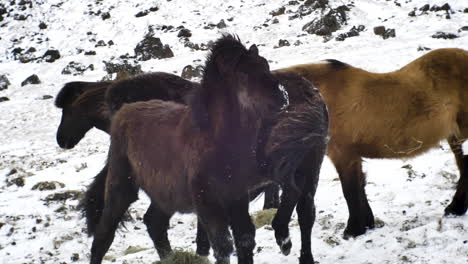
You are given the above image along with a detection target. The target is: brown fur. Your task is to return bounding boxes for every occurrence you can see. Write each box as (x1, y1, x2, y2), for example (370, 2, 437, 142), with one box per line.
(276, 48, 468, 237)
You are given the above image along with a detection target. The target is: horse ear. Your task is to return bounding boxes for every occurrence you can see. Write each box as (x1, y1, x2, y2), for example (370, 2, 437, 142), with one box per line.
(248, 44, 258, 56)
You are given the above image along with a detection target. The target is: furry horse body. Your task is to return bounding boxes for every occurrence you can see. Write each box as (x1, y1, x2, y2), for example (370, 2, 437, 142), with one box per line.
(89, 35, 287, 264)
(277, 48, 468, 237)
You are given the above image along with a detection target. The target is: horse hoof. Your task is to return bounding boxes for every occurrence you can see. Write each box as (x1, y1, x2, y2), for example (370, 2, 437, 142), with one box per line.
(278, 237, 292, 255)
(343, 226, 366, 239)
(196, 248, 210, 257)
(444, 201, 467, 216)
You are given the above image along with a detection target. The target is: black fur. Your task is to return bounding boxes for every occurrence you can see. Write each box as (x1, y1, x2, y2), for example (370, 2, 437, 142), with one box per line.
(325, 59, 348, 70)
(55, 81, 111, 108)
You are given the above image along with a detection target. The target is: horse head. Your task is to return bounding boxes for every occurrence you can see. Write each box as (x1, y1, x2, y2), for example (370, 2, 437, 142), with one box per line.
(55, 82, 109, 149)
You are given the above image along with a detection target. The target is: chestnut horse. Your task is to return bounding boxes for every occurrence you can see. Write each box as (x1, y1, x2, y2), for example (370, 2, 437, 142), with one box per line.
(276, 48, 468, 238)
(87, 34, 288, 264)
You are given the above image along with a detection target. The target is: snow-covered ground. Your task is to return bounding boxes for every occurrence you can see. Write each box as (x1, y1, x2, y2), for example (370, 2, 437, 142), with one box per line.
(0, 0, 467, 263)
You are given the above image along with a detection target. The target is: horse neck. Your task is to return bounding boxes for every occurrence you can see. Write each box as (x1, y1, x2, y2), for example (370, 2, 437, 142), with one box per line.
(89, 102, 111, 133)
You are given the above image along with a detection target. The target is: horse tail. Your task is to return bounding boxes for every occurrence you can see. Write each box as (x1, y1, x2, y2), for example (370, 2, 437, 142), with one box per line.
(266, 73, 329, 184)
(79, 162, 108, 236)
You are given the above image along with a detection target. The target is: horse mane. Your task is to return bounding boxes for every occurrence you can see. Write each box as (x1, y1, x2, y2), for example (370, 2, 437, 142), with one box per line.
(324, 59, 349, 70)
(55, 81, 111, 109)
(189, 34, 249, 129)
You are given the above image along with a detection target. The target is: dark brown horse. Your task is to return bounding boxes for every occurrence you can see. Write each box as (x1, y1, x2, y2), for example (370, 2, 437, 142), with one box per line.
(87, 34, 288, 264)
(277, 48, 468, 238)
(54, 72, 196, 148)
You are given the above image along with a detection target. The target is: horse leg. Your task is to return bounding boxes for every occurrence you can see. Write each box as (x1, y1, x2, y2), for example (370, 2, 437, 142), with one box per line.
(295, 148, 324, 264)
(263, 183, 280, 209)
(329, 150, 374, 238)
(228, 194, 256, 264)
(271, 183, 301, 255)
(90, 157, 138, 264)
(193, 185, 233, 264)
(196, 217, 211, 256)
(143, 203, 173, 259)
(445, 136, 468, 215)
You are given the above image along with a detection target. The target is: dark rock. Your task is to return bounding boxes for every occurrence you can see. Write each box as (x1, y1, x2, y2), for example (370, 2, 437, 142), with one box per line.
(0, 74, 10, 90)
(302, 6, 348, 36)
(11, 47, 24, 60)
(42, 49, 60, 63)
(84, 50, 96, 55)
(149, 6, 159, 12)
(217, 19, 227, 29)
(336, 25, 365, 41)
(181, 65, 203, 80)
(108, 40, 114, 46)
(21, 74, 40, 86)
(39, 22, 47, 29)
(288, 1, 300, 5)
(270, 7, 286, 16)
(42, 95, 53, 100)
(431, 32, 458, 39)
(383, 28, 395, 39)
(464, 8, 468, 13)
(32, 181, 65, 191)
(134, 32, 174, 61)
(459, 26, 468, 32)
(0, 97, 9, 102)
(6, 177, 24, 187)
(95, 40, 106, 47)
(417, 46, 431, 51)
(408, 10, 416, 17)
(71, 253, 79, 262)
(278, 39, 290, 47)
(419, 4, 429, 11)
(103, 60, 142, 75)
(178, 28, 192, 38)
(43, 190, 82, 202)
(135, 10, 148, 17)
(14, 14, 29, 21)
(373, 26, 386, 36)
(61, 62, 93, 75)
(101, 12, 110, 20)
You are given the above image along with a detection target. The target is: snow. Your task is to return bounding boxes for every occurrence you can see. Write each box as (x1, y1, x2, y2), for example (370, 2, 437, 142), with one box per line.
(0, 0, 467, 263)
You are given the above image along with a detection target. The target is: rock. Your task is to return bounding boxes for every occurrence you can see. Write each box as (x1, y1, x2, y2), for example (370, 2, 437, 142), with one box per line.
(134, 32, 174, 61)
(61, 62, 94, 75)
(408, 10, 416, 17)
(431, 32, 458, 39)
(0, 97, 9, 102)
(374, 26, 395, 39)
(270, 7, 286, 17)
(419, 4, 430, 12)
(42, 95, 53, 100)
(32, 181, 65, 191)
(135, 10, 148, 17)
(103, 60, 142, 75)
(181, 65, 203, 80)
(178, 28, 192, 38)
(302, 6, 348, 36)
(0, 74, 10, 90)
(217, 19, 227, 29)
(278, 39, 290, 47)
(21, 74, 40, 86)
(6, 177, 25, 187)
(459, 26, 468, 32)
(101, 12, 110, 20)
(39, 21, 47, 29)
(464, 8, 468, 13)
(43, 190, 82, 202)
(417, 46, 431, 51)
(42, 49, 60, 63)
(84, 50, 96, 55)
(336, 25, 365, 41)
(108, 40, 114, 46)
(71, 253, 79, 262)
(95, 40, 106, 47)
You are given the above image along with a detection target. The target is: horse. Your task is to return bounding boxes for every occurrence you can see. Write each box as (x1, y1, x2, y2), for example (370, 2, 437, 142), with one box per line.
(54, 72, 196, 149)
(86, 34, 289, 264)
(276, 48, 468, 238)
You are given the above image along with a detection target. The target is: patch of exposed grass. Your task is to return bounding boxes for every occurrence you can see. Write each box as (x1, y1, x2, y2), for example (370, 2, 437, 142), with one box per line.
(252, 208, 277, 229)
(123, 245, 149, 255)
(155, 250, 211, 264)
